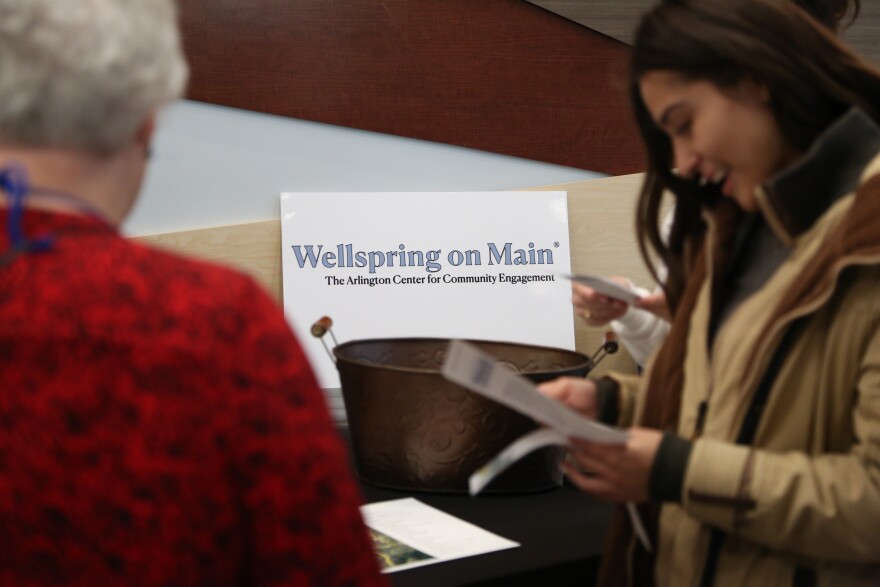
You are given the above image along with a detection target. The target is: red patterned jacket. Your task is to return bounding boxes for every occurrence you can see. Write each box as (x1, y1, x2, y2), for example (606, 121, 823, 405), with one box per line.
(0, 209, 386, 587)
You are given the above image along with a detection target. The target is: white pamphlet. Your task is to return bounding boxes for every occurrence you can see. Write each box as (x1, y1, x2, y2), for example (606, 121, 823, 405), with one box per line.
(468, 428, 568, 495)
(441, 339, 627, 444)
(561, 274, 640, 304)
(441, 339, 652, 553)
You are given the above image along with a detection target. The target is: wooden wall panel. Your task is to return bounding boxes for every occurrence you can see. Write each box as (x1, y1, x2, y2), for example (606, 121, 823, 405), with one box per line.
(528, 0, 880, 65)
(525, 0, 652, 46)
(179, 0, 645, 176)
(841, 1, 880, 65)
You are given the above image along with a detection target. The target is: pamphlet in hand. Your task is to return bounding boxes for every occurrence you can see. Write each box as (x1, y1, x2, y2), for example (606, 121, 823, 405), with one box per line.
(561, 274, 641, 304)
(441, 339, 626, 495)
(441, 339, 652, 553)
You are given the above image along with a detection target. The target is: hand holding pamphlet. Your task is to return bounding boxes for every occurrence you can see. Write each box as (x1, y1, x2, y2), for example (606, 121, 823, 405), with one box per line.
(441, 339, 627, 444)
(442, 339, 626, 494)
(441, 339, 652, 552)
(561, 273, 641, 304)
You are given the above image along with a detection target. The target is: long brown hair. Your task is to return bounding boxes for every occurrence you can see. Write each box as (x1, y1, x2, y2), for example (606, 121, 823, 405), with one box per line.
(631, 0, 880, 313)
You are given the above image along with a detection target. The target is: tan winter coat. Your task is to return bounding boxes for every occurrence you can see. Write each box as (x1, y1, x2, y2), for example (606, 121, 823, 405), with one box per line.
(614, 153, 880, 586)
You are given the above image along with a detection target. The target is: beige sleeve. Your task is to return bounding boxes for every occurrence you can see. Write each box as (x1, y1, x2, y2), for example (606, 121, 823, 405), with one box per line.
(681, 327, 880, 561)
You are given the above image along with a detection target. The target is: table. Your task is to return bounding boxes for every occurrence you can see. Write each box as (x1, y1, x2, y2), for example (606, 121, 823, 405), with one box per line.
(360, 478, 613, 586)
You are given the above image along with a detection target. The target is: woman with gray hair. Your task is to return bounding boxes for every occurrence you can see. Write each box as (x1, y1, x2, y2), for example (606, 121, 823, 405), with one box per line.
(0, 1, 385, 585)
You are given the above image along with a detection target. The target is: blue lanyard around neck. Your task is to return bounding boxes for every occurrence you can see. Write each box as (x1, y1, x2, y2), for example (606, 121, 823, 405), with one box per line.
(0, 163, 115, 261)
(0, 163, 53, 253)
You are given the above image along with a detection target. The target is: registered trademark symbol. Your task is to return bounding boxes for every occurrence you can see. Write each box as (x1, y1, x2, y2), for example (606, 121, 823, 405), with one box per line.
(553, 242, 559, 247)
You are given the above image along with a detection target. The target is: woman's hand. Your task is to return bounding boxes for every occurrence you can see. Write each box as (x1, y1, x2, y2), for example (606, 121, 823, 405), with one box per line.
(563, 427, 664, 503)
(572, 278, 672, 326)
(537, 376, 598, 419)
(571, 278, 630, 326)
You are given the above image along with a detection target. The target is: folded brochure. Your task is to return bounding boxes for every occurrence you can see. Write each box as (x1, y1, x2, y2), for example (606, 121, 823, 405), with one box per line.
(441, 339, 652, 552)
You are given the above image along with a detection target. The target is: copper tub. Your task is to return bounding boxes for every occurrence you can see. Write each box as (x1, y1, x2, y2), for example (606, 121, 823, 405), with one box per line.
(334, 338, 591, 493)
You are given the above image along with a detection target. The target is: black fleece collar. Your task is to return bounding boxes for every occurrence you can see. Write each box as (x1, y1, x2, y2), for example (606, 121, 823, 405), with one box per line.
(762, 107, 880, 240)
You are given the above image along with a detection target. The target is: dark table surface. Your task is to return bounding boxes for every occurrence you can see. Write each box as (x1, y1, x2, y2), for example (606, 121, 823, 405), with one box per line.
(360, 477, 613, 586)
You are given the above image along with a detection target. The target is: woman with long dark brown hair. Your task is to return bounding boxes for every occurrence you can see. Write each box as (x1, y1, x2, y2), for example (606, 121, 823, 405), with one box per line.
(541, 0, 880, 585)
(569, 0, 862, 368)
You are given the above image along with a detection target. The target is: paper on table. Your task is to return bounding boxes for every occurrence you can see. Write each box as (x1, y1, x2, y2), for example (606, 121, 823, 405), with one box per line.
(561, 273, 641, 304)
(360, 498, 519, 573)
(442, 339, 651, 553)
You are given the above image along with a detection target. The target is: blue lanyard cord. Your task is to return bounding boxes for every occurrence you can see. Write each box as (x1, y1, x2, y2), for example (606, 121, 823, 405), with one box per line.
(0, 163, 54, 254)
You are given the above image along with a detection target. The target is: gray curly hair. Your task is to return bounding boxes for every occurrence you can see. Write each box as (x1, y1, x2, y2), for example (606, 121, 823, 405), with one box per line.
(0, 0, 188, 153)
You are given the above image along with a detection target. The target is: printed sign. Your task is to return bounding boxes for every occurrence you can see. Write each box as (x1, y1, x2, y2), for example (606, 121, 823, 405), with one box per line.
(279, 191, 574, 397)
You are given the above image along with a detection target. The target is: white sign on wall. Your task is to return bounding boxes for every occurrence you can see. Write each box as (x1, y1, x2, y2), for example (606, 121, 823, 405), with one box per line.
(279, 191, 574, 411)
